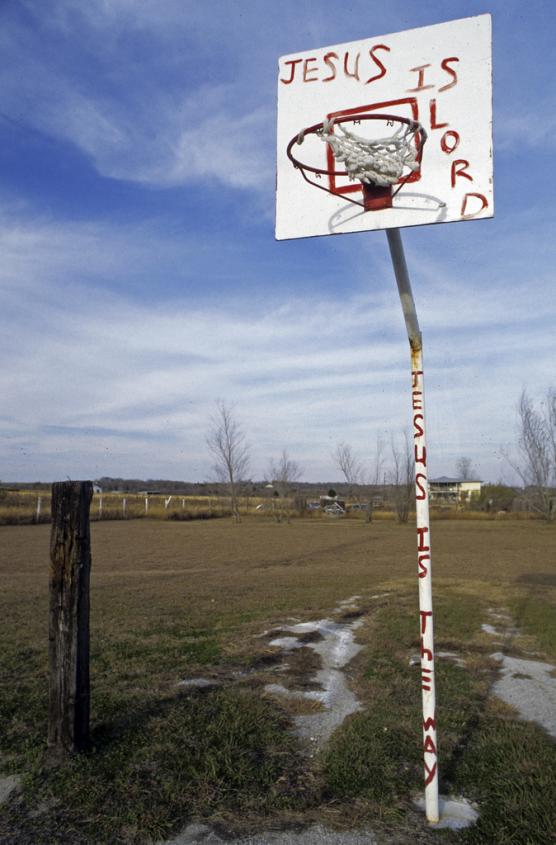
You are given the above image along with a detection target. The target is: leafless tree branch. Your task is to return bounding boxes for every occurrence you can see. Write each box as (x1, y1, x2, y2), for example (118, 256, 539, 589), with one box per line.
(455, 456, 474, 480)
(389, 430, 415, 524)
(206, 401, 250, 523)
(267, 450, 302, 522)
(508, 389, 556, 521)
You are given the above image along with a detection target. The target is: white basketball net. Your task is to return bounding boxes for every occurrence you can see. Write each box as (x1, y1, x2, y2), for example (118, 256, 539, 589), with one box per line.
(318, 117, 422, 187)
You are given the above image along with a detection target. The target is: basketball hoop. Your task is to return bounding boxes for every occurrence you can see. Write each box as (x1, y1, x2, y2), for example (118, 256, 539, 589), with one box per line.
(287, 113, 427, 211)
(278, 18, 494, 826)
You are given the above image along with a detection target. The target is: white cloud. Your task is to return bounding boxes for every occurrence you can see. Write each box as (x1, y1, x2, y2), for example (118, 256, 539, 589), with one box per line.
(496, 101, 556, 153)
(0, 2, 277, 193)
(5, 0, 554, 197)
(2, 0, 555, 483)
(1, 208, 554, 482)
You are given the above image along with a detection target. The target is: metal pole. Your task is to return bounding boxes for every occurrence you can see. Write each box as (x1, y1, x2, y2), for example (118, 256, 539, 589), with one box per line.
(386, 228, 439, 825)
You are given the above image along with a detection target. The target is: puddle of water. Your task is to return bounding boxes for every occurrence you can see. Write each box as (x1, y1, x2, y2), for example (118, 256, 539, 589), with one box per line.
(159, 821, 379, 844)
(337, 595, 362, 609)
(414, 795, 479, 830)
(264, 611, 365, 749)
(269, 636, 305, 650)
(287, 621, 325, 634)
(295, 667, 362, 746)
(482, 619, 518, 638)
(311, 620, 364, 666)
(481, 623, 500, 636)
(177, 677, 222, 689)
(437, 651, 466, 668)
(487, 609, 512, 622)
(0, 775, 21, 805)
(491, 652, 556, 738)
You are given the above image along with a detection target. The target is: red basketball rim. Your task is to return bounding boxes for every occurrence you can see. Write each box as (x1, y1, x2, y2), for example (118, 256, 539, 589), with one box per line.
(286, 112, 425, 178)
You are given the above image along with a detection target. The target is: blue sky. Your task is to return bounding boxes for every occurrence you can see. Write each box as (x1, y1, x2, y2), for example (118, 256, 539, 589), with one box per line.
(1, 0, 554, 484)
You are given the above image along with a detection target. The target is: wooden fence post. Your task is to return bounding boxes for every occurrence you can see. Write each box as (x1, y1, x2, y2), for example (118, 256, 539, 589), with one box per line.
(48, 481, 93, 758)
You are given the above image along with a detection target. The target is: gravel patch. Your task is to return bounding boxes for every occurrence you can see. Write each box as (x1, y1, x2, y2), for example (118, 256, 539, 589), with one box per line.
(491, 652, 556, 738)
(158, 822, 378, 844)
(0, 774, 21, 805)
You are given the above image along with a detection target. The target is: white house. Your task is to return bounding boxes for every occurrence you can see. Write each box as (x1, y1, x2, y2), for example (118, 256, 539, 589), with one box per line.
(429, 477, 482, 504)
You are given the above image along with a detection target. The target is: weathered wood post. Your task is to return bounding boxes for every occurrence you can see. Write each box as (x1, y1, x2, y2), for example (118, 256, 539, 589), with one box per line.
(48, 481, 93, 758)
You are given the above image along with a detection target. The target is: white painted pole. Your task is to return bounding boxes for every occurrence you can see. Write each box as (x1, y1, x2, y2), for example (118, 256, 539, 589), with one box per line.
(122, 497, 127, 519)
(98, 496, 103, 519)
(145, 496, 149, 515)
(386, 228, 439, 825)
(36, 495, 42, 523)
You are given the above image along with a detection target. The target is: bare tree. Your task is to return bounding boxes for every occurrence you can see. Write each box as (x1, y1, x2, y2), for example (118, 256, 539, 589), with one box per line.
(455, 456, 474, 480)
(333, 442, 363, 497)
(267, 450, 302, 523)
(389, 430, 415, 524)
(507, 389, 556, 521)
(333, 439, 384, 522)
(366, 436, 385, 522)
(206, 401, 250, 523)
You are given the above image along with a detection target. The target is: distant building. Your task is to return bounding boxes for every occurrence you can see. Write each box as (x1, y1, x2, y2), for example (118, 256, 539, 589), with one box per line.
(93, 484, 103, 494)
(429, 477, 482, 505)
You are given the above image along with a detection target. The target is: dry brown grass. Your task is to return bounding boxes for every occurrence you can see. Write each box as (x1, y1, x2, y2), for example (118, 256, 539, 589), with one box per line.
(1, 517, 555, 844)
(2, 517, 554, 659)
(2, 487, 540, 526)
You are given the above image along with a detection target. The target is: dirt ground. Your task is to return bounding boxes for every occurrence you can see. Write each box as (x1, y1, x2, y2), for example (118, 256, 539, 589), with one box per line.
(2, 518, 555, 639)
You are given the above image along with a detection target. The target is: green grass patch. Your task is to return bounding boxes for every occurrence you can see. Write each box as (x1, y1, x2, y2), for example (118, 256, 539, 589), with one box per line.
(323, 588, 555, 843)
(0, 644, 48, 764)
(454, 702, 556, 845)
(433, 592, 486, 644)
(321, 594, 489, 817)
(322, 697, 420, 809)
(2, 689, 311, 844)
(509, 596, 556, 658)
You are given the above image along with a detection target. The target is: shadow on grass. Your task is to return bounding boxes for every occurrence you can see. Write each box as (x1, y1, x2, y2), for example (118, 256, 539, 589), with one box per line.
(1, 686, 315, 845)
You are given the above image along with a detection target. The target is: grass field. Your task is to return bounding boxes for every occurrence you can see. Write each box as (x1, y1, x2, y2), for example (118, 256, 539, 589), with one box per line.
(0, 487, 540, 526)
(0, 518, 555, 844)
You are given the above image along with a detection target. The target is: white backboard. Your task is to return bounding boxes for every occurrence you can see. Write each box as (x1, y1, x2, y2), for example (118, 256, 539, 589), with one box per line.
(276, 15, 493, 240)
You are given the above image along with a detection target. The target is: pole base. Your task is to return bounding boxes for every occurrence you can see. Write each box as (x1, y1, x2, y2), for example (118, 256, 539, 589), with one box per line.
(414, 795, 479, 830)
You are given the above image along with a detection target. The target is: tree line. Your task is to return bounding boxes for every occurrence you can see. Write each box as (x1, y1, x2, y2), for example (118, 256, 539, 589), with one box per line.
(207, 388, 556, 524)
(4, 390, 552, 523)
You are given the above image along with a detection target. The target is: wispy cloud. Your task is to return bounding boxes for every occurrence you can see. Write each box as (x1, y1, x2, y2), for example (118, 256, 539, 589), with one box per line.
(1, 207, 554, 482)
(0, 0, 419, 194)
(1, 1, 555, 484)
(496, 101, 556, 153)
